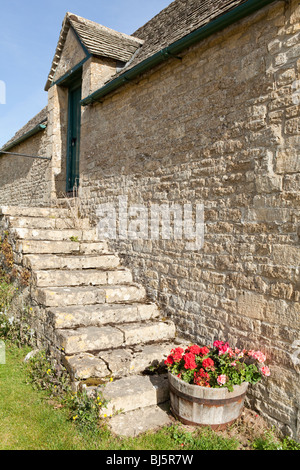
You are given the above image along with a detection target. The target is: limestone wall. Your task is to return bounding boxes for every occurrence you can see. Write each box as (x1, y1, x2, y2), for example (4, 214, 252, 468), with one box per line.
(78, 1, 300, 438)
(0, 129, 52, 207)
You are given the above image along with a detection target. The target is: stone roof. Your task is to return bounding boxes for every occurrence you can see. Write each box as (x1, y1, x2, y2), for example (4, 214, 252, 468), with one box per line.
(1, 107, 47, 151)
(3, 0, 257, 148)
(69, 14, 144, 61)
(115, 0, 249, 75)
(45, 12, 144, 91)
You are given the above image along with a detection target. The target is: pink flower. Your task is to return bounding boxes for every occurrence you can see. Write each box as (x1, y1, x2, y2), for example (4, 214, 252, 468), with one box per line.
(255, 351, 267, 363)
(213, 340, 224, 349)
(217, 374, 227, 386)
(235, 348, 244, 358)
(248, 350, 266, 363)
(218, 344, 230, 355)
(261, 366, 270, 376)
(213, 340, 230, 355)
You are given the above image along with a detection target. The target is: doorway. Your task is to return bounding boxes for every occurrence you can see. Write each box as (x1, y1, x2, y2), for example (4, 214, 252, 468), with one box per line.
(66, 81, 81, 194)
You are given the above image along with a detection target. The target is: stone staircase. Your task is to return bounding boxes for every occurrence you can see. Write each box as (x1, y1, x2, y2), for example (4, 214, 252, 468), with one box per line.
(0, 205, 181, 436)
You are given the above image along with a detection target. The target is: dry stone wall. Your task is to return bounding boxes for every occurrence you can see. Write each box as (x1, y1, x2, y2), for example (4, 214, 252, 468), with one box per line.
(79, 1, 300, 438)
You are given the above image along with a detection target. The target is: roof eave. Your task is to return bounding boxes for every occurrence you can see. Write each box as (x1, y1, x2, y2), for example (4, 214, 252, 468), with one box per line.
(81, 0, 277, 106)
(0, 121, 47, 155)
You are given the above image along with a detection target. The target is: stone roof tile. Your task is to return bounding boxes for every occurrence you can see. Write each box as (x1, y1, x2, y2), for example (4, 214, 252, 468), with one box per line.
(119, 0, 249, 74)
(69, 14, 144, 62)
(1, 107, 47, 151)
(45, 12, 143, 90)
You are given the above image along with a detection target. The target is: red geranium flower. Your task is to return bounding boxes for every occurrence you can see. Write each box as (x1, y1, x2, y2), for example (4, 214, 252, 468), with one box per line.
(164, 355, 174, 366)
(183, 352, 197, 370)
(202, 357, 215, 370)
(172, 347, 184, 362)
(188, 345, 202, 355)
(199, 346, 210, 356)
(194, 368, 210, 387)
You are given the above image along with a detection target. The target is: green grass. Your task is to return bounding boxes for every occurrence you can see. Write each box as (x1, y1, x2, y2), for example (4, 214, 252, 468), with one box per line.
(0, 343, 240, 450)
(0, 344, 86, 450)
(0, 342, 299, 451)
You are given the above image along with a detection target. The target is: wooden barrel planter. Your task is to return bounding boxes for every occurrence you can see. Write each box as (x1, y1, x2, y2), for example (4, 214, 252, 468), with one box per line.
(168, 372, 248, 430)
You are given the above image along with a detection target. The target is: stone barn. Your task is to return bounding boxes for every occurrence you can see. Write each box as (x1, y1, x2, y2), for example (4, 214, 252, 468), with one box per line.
(0, 0, 299, 439)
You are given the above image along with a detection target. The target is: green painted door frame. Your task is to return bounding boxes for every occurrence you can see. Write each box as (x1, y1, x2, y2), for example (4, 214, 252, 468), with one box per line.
(66, 80, 82, 194)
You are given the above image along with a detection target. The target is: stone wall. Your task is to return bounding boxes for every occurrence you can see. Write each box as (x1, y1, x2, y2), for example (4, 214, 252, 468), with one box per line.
(0, 129, 52, 207)
(78, 1, 300, 438)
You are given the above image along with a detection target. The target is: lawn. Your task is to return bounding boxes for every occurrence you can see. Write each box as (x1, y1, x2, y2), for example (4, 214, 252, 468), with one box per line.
(0, 342, 298, 451)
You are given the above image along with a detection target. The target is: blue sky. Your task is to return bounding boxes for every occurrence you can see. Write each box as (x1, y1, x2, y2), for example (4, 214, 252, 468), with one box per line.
(0, 0, 171, 147)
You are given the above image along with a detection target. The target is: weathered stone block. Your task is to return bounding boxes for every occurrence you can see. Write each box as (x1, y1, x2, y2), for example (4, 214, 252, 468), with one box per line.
(119, 320, 176, 346)
(64, 353, 109, 380)
(57, 326, 124, 354)
(272, 245, 300, 267)
(101, 374, 169, 415)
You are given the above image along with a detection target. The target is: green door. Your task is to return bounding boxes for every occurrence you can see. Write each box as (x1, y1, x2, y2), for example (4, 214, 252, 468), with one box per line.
(66, 83, 81, 194)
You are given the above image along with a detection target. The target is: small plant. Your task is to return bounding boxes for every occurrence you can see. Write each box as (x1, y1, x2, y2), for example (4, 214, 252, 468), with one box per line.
(66, 388, 108, 432)
(19, 268, 31, 286)
(165, 340, 270, 392)
(26, 350, 71, 398)
(25, 349, 108, 433)
(70, 236, 79, 242)
(0, 272, 16, 313)
(0, 305, 36, 348)
(0, 235, 14, 269)
(252, 428, 300, 450)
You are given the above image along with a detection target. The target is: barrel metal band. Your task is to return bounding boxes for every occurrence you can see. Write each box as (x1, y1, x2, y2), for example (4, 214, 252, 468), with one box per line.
(170, 406, 242, 430)
(169, 382, 247, 407)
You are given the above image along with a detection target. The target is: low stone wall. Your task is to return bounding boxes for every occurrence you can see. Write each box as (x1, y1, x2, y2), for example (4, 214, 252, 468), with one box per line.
(78, 1, 300, 439)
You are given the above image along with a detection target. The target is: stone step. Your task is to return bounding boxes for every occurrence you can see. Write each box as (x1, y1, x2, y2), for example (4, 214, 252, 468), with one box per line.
(17, 240, 109, 255)
(48, 303, 160, 329)
(63, 352, 111, 381)
(99, 374, 170, 416)
(24, 253, 120, 270)
(57, 325, 124, 355)
(32, 268, 132, 287)
(57, 320, 175, 355)
(32, 284, 147, 307)
(12, 227, 97, 242)
(7, 216, 90, 230)
(108, 403, 172, 437)
(117, 320, 176, 347)
(64, 341, 176, 381)
(0, 206, 71, 218)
